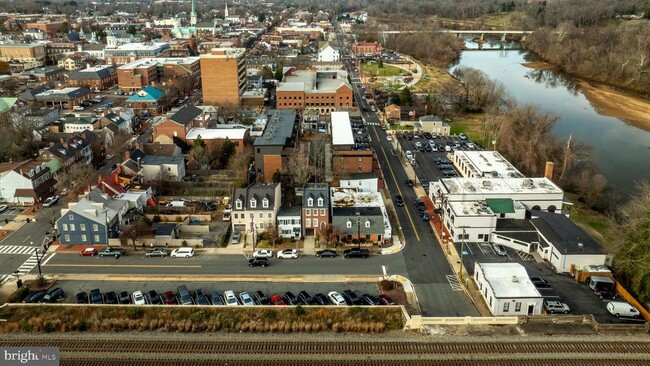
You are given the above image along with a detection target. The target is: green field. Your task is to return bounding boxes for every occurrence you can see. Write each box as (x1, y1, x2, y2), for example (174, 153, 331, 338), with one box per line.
(361, 62, 404, 77)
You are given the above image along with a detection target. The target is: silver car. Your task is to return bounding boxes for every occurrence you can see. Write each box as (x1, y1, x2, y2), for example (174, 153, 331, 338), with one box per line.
(239, 291, 255, 306)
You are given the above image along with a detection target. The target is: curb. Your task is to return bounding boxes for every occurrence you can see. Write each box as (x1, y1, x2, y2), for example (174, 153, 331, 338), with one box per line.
(47, 274, 383, 283)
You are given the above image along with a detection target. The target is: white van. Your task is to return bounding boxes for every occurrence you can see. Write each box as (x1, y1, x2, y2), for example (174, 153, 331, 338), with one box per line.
(167, 201, 186, 207)
(171, 247, 194, 258)
(606, 301, 640, 318)
(405, 150, 413, 158)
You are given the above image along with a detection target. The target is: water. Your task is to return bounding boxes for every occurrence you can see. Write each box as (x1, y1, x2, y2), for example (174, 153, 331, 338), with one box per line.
(450, 47, 650, 200)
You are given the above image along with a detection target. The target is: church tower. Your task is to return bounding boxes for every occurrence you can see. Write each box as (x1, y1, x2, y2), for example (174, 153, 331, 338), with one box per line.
(224, 0, 229, 18)
(190, 0, 197, 26)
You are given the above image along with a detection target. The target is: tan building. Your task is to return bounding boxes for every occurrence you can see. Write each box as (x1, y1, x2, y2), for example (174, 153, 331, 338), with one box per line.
(0, 43, 46, 64)
(276, 69, 353, 115)
(25, 21, 64, 34)
(104, 42, 171, 66)
(117, 57, 201, 93)
(68, 65, 118, 91)
(200, 48, 247, 106)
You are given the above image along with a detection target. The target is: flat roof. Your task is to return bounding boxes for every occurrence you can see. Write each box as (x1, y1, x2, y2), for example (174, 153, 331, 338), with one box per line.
(330, 187, 383, 208)
(277, 70, 349, 93)
(118, 57, 199, 69)
(110, 42, 169, 51)
(453, 150, 523, 178)
(477, 262, 541, 299)
(186, 127, 247, 140)
(331, 111, 354, 146)
(254, 109, 295, 146)
(441, 177, 563, 196)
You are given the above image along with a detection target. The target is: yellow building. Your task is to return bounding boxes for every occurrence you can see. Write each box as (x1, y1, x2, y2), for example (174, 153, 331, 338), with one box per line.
(199, 48, 246, 107)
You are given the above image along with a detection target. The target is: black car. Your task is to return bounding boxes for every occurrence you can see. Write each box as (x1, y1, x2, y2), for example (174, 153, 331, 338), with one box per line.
(40, 288, 64, 303)
(298, 291, 315, 305)
(75, 291, 89, 304)
(283, 291, 299, 305)
(200, 201, 217, 211)
(248, 258, 269, 267)
(161, 210, 180, 215)
(316, 249, 338, 258)
(405, 179, 414, 187)
(23, 290, 46, 303)
(342, 290, 362, 305)
(360, 294, 381, 306)
(313, 293, 330, 306)
(103, 291, 118, 304)
(118, 291, 132, 304)
(530, 277, 552, 289)
(148, 290, 163, 305)
(395, 195, 404, 207)
(89, 289, 103, 304)
(211, 291, 224, 305)
(414, 199, 426, 211)
(254, 290, 270, 305)
(343, 248, 369, 259)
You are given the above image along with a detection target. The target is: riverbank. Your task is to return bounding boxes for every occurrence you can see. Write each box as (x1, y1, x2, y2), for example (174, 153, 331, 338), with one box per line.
(578, 81, 650, 132)
(521, 61, 556, 70)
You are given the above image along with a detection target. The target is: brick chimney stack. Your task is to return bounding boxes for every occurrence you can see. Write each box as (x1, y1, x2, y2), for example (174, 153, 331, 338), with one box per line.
(544, 161, 554, 181)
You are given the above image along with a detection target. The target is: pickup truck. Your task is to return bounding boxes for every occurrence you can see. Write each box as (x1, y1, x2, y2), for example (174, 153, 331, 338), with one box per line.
(98, 247, 126, 258)
(343, 248, 369, 259)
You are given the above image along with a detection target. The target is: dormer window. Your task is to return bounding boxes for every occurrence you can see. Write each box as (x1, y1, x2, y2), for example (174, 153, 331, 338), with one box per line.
(307, 197, 313, 207)
(365, 220, 371, 228)
(235, 199, 242, 210)
(346, 220, 352, 228)
(262, 198, 269, 208)
(317, 197, 323, 207)
(250, 198, 257, 208)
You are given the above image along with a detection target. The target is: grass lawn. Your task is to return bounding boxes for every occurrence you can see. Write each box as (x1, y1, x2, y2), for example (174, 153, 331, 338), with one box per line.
(449, 114, 486, 145)
(361, 62, 403, 77)
(564, 193, 614, 250)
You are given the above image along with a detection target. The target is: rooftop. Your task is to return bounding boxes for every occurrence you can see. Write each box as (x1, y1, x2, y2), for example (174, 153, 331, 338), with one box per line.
(530, 211, 605, 254)
(331, 111, 354, 146)
(330, 187, 383, 208)
(254, 109, 295, 147)
(441, 177, 563, 196)
(453, 150, 523, 178)
(107, 42, 169, 51)
(185, 127, 247, 140)
(477, 262, 541, 299)
(118, 57, 199, 70)
(277, 70, 350, 94)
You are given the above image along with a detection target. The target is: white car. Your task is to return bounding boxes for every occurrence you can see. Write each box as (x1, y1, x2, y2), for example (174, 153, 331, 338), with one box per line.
(170, 247, 194, 258)
(132, 291, 146, 305)
(386, 135, 392, 141)
(544, 300, 571, 314)
(223, 290, 238, 306)
(43, 196, 59, 207)
(0, 204, 8, 213)
(239, 291, 254, 306)
(493, 244, 507, 256)
(328, 291, 347, 306)
(276, 249, 299, 259)
(252, 249, 273, 259)
(73, 105, 84, 111)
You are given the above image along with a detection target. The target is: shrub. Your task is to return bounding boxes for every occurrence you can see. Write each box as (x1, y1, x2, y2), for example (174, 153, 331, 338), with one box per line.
(261, 309, 277, 321)
(175, 216, 183, 222)
(152, 215, 161, 223)
(125, 307, 144, 320)
(43, 322, 56, 333)
(182, 240, 188, 247)
(293, 305, 306, 316)
(35, 276, 47, 288)
(189, 310, 210, 324)
(10, 287, 30, 303)
(379, 280, 395, 292)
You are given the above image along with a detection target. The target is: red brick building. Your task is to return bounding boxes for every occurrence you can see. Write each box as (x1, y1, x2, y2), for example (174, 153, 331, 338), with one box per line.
(351, 42, 382, 56)
(276, 69, 353, 115)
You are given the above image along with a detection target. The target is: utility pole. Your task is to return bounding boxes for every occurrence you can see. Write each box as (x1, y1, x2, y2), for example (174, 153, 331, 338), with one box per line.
(458, 226, 468, 282)
(32, 244, 42, 278)
(356, 210, 361, 249)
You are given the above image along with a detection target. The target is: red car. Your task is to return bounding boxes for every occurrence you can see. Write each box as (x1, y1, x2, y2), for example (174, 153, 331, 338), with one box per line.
(79, 248, 98, 256)
(162, 291, 177, 305)
(270, 294, 286, 305)
(378, 294, 396, 305)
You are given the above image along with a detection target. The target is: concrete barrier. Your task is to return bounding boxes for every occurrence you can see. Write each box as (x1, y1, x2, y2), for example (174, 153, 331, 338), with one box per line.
(178, 225, 210, 234)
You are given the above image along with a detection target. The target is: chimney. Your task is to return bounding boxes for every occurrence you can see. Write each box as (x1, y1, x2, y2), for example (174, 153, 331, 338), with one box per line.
(125, 150, 130, 161)
(544, 161, 554, 181)
(137, 157, 141, 168)
(86, 63, 91, 70)
(81, 132, 87, 140)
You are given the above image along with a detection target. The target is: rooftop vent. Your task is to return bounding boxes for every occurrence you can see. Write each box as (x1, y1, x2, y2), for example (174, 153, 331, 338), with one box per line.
(512, 276, 519, 283)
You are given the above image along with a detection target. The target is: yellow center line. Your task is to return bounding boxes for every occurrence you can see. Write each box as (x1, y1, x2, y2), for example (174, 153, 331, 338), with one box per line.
(45, 264, 203, 268)
(369, 125, 421, 242)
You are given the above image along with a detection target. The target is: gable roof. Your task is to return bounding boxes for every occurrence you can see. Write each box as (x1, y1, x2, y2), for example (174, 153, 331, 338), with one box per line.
(232, 183, 280, 210)
(169, 105, 203, 126)
(0, 97, 17, 113)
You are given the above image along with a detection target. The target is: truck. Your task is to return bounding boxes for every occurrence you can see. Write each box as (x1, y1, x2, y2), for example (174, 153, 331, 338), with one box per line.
(98, 247, 126, 258)
(343, 248, 369, 259)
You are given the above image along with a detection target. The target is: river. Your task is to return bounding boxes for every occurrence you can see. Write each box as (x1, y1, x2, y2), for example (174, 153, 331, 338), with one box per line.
(450, 44, 650, 201)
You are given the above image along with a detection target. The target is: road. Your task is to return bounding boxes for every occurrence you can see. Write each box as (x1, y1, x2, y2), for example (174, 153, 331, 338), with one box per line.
(339, 32, 478, 316)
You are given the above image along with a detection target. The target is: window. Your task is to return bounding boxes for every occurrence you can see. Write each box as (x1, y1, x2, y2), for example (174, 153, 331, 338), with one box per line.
(64, 235, 70, 242)
(320, 209, 325, 216)
(313, 219, 318, 228)
(262, 198, 269, 208)
(306, 209, 311, 216)
(93, 224, 99, 231)
(250, 199, 256, 208)
(267, 213, 271, 219)
(365, 220, 370, 228)
(503, 302, 509, 312)
(236, 200, 242, 210)
(94, 235, 100, 242)
(68, 214, 74, 220)
(62, 224, 68, 231)
(478, 234, 484, 240)
(346, 220, 352, 228)
(306, 219, 311, 227)
(317, 197, 323, 206)
(515, 302, 521, 312)
(259, 223, 264, 229)
(81, 234, 87, 242)
(307, 198, 313, 207)
(259, 213, 263, 219)
(80, 224, 86, 231)
(70, 224, 76, 231)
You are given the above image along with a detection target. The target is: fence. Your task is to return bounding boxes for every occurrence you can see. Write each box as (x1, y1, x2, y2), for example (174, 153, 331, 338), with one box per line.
(108, 237, 203, 248)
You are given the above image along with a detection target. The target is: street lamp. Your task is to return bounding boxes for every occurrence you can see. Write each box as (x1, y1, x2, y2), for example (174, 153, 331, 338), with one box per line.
(458, 226, 468, 282)
(31, 242, 42, 278)
(356, 210, 361, 249)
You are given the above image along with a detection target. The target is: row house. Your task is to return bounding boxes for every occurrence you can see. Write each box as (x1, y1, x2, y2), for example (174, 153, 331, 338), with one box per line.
(39, 134, 92, 174)
(0, 160, 56, 204)
(302, 183, 329, 237)
(152, 104, 206, 142)
(231, 183, 282, 243)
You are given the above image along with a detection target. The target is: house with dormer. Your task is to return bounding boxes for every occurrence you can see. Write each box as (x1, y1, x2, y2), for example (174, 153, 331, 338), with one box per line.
(152, 105, 207, 143)
(0, 160, 56, 204)
(231, 183, 282, 241)
(39, 134, 92, 173)
(302, 183, 329, 237)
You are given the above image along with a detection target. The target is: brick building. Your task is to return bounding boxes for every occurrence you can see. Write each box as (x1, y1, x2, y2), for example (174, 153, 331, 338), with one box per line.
(276, 69, 353, 114)
(152, 105, 207, 142)
(117, 57, 200, 93)
(68, 65, 118, 90)
(351, 41, 382, 56)
(253, 109, 297, 182)
(302, 183, 330, 237)
(331, 111, 373, 177)
(104, 42, 171, 66)
(0, 43, 46, 66)
(25, 21, 64, 34)
(200, 48, 247, 106)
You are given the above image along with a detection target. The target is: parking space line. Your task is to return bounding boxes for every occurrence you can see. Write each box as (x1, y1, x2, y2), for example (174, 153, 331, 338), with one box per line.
(45, 264, 203, 268)
(446, 275, 463, 291)
(516, 250, 534, 261)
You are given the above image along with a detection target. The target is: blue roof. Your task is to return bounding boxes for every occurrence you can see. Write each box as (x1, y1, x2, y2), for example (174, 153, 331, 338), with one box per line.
(127, 86, 165, 102)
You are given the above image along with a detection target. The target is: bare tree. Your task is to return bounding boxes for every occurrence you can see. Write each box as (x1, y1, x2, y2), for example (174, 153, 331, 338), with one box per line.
(284, 144, 313, 188)
(227, 146, 253, 187)
(119, 220, 153, 252)
(56, 163, 96, 192)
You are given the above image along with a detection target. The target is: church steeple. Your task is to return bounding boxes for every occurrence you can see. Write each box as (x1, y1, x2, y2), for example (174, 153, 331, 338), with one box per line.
(224, 0, 229, 18)
(190, 0, 197, 26)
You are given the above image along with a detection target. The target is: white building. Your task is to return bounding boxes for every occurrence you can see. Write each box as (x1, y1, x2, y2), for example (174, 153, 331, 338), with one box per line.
(339, 172, 379, 193)
(317, 43, 340, 62)
(277, 206, 301, 239)
(330, 187, 392, 240)
(331, 111, 354, 148)
(474, 262, 543, 316)
(451, 150, 525, 179)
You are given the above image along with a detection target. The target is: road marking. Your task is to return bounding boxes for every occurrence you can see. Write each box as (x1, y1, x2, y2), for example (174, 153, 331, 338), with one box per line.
(40, 253, 56, 266)
(0, 245, 39, 255)
(0, 275, 10, 284)
(516, 250, 534, 261)
(369, 125, 420, 242)
(22, 235, 31, 243)
(44, 264, 203, 268)
(446, 274, 463, 291)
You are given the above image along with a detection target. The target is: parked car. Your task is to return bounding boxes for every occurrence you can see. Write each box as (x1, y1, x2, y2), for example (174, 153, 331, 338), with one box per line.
(118, 291, 132, 304)
(43, 196, 59, 207)
(147, 290, 163, 305)
(171, 247, 194, 258)
(239, 291, 254, 306)
(210, 291, 224, 305)
(378, 294, 396, 305)
(343, 248, 369, 259)
(313, 293, 330, 306)
(73, 105, 84, 111)
(161, 210, 180, 215)
(23, 290, 46, 303)
(342, 290, 362, 305)
(493, 244, 507, 256)
(276, 249, 299, 259)
(253, 291, 270, 305)
(270, 294, 286, 305)
(177, 285, 193, 305)
(230, 231, 241, 244)
(103, 291, 118, 305)
(530, 277, 552, 289)
(395, 195, 404, 207)
(75, 291, 89, 304)
(606, 301, 640, 318)
(328, 291, 347, 306)
(248, 258, 269, 267)
(98, 247, 126, 258)
(80, 247, 98, 256)
(223, 290, 238, 306)
(405, 179, 414, 187)
(283, 292, 299, 305)
(194, 289, 210, 305)
(145, 248, 169, 257)
(361, 294, 381, 306)
(162, 291, 177, 305)
(544, 300, 571, 314)
(316, 249, 338, 258)
(298, 291, 314, 305)
(132, 291, 146, 305)
(89, 289, 103, 304)
(421, 212, 430, 221)
(0, 204, 8, 213)
(222, 211, 231, 221)
(594, 288, 617, 299)
(252, 249, 273, 259)
(414, 199, 426, 211)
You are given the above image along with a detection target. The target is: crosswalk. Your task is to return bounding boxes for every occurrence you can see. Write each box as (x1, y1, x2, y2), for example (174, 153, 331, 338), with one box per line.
(0, 246, 53, 285)
(364, 122, 381, 126)
(446, 274, 463, 291)
(0, 245, 40, 255)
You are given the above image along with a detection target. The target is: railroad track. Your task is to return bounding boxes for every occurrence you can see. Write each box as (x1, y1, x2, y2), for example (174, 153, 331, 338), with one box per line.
(58, 361, 650, 366)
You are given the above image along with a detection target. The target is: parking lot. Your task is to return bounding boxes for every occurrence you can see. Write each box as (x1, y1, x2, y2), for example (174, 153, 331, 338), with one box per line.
(456, 241, 644, 324)
(0, 206, 27, 224)
(351, 117, 372, 151)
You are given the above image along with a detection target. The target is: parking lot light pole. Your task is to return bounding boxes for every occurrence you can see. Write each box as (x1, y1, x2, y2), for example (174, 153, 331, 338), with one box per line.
(32, 244, 42, 278)
(458, 226, 468, 282)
